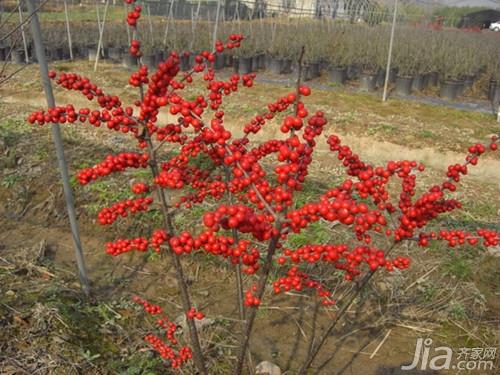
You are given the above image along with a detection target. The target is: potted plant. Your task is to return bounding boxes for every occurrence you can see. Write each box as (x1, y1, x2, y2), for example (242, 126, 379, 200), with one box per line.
(326, 25, 350, 85)
(435, 33, 466, 100)
(266, 25, 296, 75)
(392, 29, 418, 96)
(353, 26, 383, 92)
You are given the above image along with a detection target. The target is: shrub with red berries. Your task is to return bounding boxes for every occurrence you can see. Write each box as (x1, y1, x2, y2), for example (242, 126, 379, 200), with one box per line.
(27, 0, 499, 373)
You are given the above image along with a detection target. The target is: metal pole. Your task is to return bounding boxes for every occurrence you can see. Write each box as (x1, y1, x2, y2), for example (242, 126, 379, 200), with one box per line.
(94, 0, 109, 72)
(25, 0, 91, 297)
(163, 0, 175, 46)
(18, 0, 29, 63)
(382, 0, 398, 102)
(147, 4, 154, 45)
(63, 0, 73, 60)
(212, 0, 222, 49)
(95, 0, 102, 34)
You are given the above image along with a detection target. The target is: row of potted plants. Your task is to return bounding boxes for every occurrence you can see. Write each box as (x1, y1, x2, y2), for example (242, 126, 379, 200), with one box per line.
(2, 19, 499, 102)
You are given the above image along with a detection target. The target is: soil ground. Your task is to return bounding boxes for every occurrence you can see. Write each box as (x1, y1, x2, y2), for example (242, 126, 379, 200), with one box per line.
(0, 61, 499, 374)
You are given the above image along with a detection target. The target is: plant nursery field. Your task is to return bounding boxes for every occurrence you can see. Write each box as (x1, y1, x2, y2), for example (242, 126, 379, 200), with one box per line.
(0, 56, 499, 375)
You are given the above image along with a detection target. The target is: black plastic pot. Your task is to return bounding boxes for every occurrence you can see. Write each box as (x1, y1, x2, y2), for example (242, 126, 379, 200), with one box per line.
(303, 66, 313, 81)
(359, 73, 377, 92)
(48, 47, 64, 61)
(72, 46, 83, 58)
(180, 54, 191, 71)
(329, 66, 348, 85)
(142, 54, 156, 69)
(308, 62, 321, 79)
(394, 76, 414, 96)
(281, 59, 292, 74)
(11, 50, 25, 64)
(224, 54, 233, 68)
(375, 70, 385, 88)
(100, 48, 109, 59)
(439, 80, 463, 100)
(488, 79, 497, 101)
(88, 47, 98, 61)
(492, 85, 500, 106)
(122, 54, 138, 69)
(257, 54, 266, 70)
(268, 57, 282, 74)
(427, 72, 439, 87)
(251, 55, 260, 71)
(62, 47, 71, 60)
(238, 57, 253, 74)
(389, 68, 397, 83)
(156, 50, 165, 63)
(347, 65, 359, 80)
(459, 75, 474, 96)
(189, 54, 196, 68)
(214, 53, 225, 70)
(108, 47, 122, 62)
(411, 74, 424, 92)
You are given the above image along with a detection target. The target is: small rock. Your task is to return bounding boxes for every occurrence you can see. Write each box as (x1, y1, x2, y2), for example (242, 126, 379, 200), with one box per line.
(5, 290, 15, 297)
(256, 361, 281, 375)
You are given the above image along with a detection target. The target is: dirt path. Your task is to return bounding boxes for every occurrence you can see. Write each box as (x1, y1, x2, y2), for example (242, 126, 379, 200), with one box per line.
(3, 93, 500, 185)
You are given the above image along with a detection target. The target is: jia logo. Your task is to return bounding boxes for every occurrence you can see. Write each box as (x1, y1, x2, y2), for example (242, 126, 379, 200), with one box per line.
(402, 338, 496, 371)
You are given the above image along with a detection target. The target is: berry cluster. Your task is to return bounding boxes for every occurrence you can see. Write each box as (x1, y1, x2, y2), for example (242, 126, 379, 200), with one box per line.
(245, 285, 261, 307)
(203, 205, 274, 241)
(186, 308, 205, 320)
(27, 2, 500, 371)
(106, 237, 148, 256)
(133, 296, 163, 314)
(273, 267, 334, 305)
(151, 229, 169, 253)
(77, 153, 149, 185)
(418, 228, 499, 247)
(97, 197, 153, 225)
(126, 4, 141, 28)
(133, 296, 193, 368)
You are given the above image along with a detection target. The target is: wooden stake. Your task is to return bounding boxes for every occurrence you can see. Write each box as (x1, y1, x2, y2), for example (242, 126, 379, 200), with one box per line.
(63, 0, 73, 60)
(94, 0, 109, 72)
(17, 0, 29, 63)
(26, 0, 91, 297)
(162, 0, 175, 46)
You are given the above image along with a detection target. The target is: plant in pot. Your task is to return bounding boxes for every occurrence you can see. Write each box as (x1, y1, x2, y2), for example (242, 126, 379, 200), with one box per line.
(141, 40, 158, 70)
(250, 26, 267, 71)
(266, 25, 296, 75)
(42, 24, 66, 61)
(437, 34, 468, 100)
(392, 29, 418, 96)
(456, 33, 484, 96)
(372, 25, 392, 88)
(169, 25, 191, 71)
(489, 56, 500, 107)
(232, 37, 257, 74)
(326, 25, 350, 85)
(300, 25, 325, 80)
(352, 26, 383, 92)
(410, 29, 433, 92)
(106, 23, 126, 62)
(424, 29, 443, 88)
